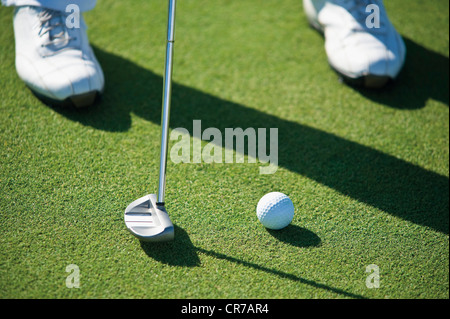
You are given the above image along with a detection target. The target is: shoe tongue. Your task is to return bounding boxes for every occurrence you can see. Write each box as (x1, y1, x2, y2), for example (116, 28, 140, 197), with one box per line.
(334, 0, 387, 33)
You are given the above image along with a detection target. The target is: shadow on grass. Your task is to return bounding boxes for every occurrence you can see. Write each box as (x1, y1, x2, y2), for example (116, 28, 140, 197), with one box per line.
(353, 37, 449, 110)
(141, 225, 365, 299)
(141, 225, 321, 266)
(51, 44, 449, 235)
(267, 225, 321, 248)
(196, 247, 366, 299)
(140, 225, 201, 267)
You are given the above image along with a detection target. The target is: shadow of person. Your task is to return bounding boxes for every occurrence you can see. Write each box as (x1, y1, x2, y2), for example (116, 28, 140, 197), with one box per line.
(267, 225, 321, 248)
(351, 37, 449, 110)
(51, 46, 448, 235)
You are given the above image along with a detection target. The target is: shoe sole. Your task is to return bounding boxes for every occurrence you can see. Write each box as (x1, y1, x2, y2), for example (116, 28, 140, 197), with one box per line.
(330, 66, 391, 89)
(307, 21, 392, 89)
(29, 88, 102, 108)
(69, 91, 101, 108)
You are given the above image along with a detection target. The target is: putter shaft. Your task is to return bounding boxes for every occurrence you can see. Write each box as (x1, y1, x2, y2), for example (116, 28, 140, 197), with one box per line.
(157, 0, 177, 205)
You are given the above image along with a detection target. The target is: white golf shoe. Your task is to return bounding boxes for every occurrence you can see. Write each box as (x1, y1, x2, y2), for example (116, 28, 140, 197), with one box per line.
(13, 6, 104, 107)
(303, 0, 406, 88)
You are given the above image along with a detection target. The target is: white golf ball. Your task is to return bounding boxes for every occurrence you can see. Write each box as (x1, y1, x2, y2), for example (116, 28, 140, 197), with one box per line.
(256, 192, 294, 230)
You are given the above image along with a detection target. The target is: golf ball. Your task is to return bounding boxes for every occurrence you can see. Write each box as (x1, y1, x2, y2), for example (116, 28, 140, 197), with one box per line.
(256, 192, 294, 230)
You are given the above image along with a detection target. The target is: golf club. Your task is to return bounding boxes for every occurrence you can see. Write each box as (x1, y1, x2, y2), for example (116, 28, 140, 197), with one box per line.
(124, 0, 177, 242)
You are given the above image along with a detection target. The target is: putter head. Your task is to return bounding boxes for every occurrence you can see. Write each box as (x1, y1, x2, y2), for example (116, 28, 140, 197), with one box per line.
(124, 194, 174, 242)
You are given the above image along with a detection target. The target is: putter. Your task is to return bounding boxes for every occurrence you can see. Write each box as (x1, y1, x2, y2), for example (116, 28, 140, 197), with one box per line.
(124, 0, 177, 242)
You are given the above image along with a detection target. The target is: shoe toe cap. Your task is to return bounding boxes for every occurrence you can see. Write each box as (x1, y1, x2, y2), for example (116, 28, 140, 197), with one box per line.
(326, 30, 406, 80)
(16, 51, 104, 101)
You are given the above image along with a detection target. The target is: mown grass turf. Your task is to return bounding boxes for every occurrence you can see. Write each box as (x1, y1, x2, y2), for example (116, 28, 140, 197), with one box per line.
(1, 0, 448, 299)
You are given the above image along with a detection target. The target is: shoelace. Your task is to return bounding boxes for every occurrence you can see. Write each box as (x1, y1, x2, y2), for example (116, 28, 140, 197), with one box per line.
(38, 9, 76, 48)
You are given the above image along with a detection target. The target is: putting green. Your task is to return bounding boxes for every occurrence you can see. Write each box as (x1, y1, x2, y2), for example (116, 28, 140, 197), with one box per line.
(0, 0, 448, 299)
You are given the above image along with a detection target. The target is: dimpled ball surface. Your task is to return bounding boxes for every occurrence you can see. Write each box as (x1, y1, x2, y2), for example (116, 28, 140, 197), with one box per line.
(256, 192, 294, 230)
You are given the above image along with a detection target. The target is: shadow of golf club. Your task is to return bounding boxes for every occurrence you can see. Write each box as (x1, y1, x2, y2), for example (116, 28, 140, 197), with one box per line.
(141, 225, 364, 299)
(195, 247, 366, 299)
(140, 225, 201, 267)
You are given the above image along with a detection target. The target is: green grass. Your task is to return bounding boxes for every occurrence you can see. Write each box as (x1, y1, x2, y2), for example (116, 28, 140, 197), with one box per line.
(1, 0, 448, 299)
